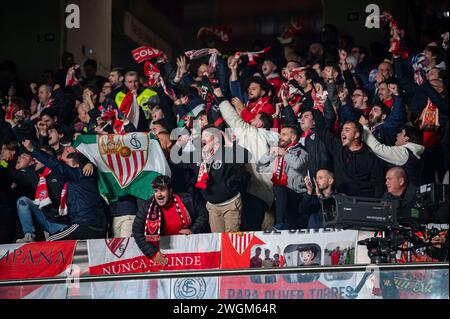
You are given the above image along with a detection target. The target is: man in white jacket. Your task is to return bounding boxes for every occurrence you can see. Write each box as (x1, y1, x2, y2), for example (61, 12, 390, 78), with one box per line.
(216, 90, 279, 231)
(361, 118, 425, 186)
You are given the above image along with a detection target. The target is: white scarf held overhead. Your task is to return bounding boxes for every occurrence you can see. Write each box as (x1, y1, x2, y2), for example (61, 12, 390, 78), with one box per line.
(185, 48, 219, 74)
(235, 47, 271, 66)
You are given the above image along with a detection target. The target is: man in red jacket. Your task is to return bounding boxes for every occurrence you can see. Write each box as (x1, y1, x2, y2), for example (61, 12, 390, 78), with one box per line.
(231, 76, 275, 124)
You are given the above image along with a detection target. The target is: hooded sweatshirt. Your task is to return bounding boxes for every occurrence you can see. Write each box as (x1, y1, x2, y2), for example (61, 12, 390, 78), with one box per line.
(363, 126, 425, 185)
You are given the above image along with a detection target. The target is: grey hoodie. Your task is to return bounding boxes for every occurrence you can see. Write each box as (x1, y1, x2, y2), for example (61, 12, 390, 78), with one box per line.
(257, 143, 309, 193)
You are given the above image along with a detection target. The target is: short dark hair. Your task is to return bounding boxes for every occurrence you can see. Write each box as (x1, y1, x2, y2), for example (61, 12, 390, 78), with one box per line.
(151, 175, 172, 190)
(316, 168, 335, 180)
(304, 68, 318, 83)
(424, 46, 443, 62)
(151, 119, 169, 132)
(281, 124, 301, 142)
(344, 120, 363, 137)
(403, 125, 423, 145)
(66, 152, 89, 167)
(373, 104, 391, 117)
(2, 141, 19, 152)
(48, 124, 65, 136)
(196, 110, 207, 119)
(258, 112, 274, 129)
(83, 85, 99, 96)
(111, 67, 125, 77)
(248, 76, 270, 96)
(354, 87, 371, 99)
(40, 108, 57, 119)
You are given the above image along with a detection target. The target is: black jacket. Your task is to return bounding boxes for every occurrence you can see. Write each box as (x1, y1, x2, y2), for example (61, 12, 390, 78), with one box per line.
(313, 110, 386, 198)
(133, 192, 209, 259)
(34, 167, 68, 224)
(0, 166, 15, 244)
(13, 166, 38, 200)
(383, 183, 420, 225)
(282, 104, 333, 177)
(194, 144, 249, 204)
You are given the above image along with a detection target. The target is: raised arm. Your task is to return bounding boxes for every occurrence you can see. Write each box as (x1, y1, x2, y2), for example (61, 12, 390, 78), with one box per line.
(312, 109, 341, 154)
(362, 126, 410, 166)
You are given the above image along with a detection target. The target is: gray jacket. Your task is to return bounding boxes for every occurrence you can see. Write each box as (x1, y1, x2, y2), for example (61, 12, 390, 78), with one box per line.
(257, 143, 309, 193)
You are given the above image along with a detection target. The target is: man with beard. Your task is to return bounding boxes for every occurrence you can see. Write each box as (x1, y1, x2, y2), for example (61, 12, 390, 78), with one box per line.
(293, 68, 316, 111)
(367, 82, 406, 146)
(133, 175, 209, 266)
(230, 76, 275, 125)
(312, 109, 386, 198)
(300, 169, 336, 229)
(258, 124, 309, 230)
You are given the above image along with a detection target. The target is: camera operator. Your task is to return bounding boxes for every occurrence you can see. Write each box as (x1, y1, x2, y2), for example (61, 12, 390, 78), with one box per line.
(383, 167, 420, 225)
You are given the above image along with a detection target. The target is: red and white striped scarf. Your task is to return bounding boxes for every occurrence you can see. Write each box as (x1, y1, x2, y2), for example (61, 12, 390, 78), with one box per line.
(235, 47, 271, 66)
(145, 194, 191, 242)
(195, 146, 218, 189)
(144, 61, 177, 101)
(185, 48, 218, 74)
(34, 168, 68, 216)
(65, 64, 81, 87)
(272, 142, 297, 187)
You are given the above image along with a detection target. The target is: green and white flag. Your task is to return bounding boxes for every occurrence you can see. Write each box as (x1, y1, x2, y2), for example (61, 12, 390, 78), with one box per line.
(74, 132, 171, 203)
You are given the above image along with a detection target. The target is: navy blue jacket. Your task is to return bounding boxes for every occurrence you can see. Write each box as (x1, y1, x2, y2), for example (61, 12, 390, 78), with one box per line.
(372, 95, 407, 146)
(31, 149, 107, 228)
(393, 57, 428, 121)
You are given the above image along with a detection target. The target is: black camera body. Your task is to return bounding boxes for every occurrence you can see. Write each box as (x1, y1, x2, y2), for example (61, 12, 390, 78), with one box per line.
(414, 184, 449, 224)
(322, 194, 399, 230)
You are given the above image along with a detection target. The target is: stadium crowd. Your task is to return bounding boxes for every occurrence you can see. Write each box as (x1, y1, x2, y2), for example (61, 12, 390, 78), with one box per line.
(0, 14, 448, 264)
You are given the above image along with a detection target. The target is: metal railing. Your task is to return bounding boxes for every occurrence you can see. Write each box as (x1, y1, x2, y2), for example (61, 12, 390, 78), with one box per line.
(0, 262, 447, 287)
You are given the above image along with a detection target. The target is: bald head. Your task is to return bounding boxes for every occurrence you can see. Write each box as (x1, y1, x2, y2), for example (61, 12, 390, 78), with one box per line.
(386, 167, 407, 196)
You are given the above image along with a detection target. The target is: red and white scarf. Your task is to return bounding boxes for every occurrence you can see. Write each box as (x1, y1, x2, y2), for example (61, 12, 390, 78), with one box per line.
(419, 99, 440, 131)
(34, 168, 68, 216)
(145, 194, 192, 242)
(5, 102, 16, 121)
(195, 145, 218, 189)
(272, 143, 297, 187)
(144, 61, 177, 101)
(311, 87, 328, 113)
(185, 48, 219, 75)
(235, 47, 271, 66)
(246, 96, 271, 115)
(37, 99, 55, 115)
(65, 64, 81, 87)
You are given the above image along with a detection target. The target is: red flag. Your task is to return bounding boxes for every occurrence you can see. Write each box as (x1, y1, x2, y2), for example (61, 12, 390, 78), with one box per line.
(131, 46, 161, 63)
(220, 233, 266, 269)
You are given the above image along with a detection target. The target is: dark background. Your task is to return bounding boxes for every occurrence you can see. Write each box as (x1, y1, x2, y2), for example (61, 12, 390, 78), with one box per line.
(0, 0, 448, 83)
